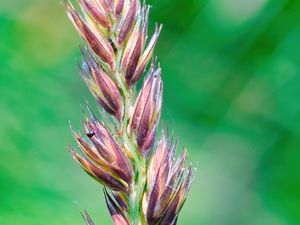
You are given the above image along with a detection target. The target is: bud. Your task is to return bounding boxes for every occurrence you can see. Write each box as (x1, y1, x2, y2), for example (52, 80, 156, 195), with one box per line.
(65, 1, 115, 68)
(145, 132, 194, 225)
(158, 166, 193, 225)
(122, 6, 150, 86)
(117, 0, 139, 44)
(84, 108, 132, 179)
(80, 49, 123, 121)
(130, 62, 162, 156)
(72, 130, 131, 184)
(104, 189, 130, 225)
(122, 16, 143, 85)
(69, 108, 133, 191)
(69, 145, 128, 191)
(80, 0, 111, 29)
(129, 24, 162, 86)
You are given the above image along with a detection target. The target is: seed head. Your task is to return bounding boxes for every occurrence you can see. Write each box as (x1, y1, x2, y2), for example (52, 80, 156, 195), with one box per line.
(64, 0, 194, 224)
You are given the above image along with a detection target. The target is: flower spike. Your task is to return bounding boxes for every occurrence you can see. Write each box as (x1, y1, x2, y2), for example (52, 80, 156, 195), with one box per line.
(64, 0, 194, 224)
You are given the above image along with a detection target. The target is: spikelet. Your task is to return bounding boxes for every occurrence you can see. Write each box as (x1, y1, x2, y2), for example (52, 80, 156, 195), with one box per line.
(64, 0, 194, 224)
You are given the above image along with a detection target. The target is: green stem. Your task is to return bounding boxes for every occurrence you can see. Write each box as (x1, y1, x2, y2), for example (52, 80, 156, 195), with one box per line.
(128, 149, 146, 225)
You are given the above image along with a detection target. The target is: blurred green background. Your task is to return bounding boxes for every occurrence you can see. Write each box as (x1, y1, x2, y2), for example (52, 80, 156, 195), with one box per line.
(1, 0, 300, 224)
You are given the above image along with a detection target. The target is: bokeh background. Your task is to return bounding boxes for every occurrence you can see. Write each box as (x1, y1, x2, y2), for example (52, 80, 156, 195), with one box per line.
(1, 0, 300, 224)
